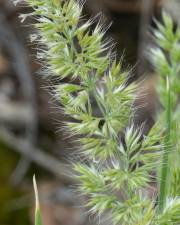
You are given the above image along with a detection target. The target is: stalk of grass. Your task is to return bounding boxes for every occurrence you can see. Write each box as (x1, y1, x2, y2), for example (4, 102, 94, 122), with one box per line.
(33, 175, 42, 225)
(158, 77, 171, 212)
(14, 1, 180, 224)
(150, 12, 180, 212)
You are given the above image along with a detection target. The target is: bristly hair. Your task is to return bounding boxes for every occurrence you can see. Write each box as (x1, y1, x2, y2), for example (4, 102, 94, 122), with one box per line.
(15, 1, 180, 224)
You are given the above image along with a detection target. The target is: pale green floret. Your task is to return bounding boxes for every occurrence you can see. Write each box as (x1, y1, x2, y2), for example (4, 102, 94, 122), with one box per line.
(17, 0, 180, 224)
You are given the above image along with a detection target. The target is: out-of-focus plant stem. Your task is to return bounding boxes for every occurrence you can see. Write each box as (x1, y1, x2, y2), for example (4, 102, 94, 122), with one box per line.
(158, 76, 171, 212)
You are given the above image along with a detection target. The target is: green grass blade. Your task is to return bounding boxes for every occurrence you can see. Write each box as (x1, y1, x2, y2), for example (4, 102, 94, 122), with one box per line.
(158, 77, 171, 212)
(33, 175, 42, 225)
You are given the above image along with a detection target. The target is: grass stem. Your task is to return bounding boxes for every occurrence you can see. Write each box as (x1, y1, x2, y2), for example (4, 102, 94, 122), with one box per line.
(158, 76, 171, 212)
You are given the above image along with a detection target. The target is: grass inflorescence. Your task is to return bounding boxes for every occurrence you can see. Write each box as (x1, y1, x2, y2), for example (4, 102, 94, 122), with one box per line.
(15, 1, 180, 224)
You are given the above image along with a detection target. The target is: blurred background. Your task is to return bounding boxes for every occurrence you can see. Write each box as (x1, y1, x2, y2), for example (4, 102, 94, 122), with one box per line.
(0, 0, 179, 224)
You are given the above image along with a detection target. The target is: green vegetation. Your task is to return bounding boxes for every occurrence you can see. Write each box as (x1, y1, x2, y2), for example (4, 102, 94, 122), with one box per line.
(151, 12, 180, 212)
(15, 0, 180, 224)
(33, 176, 42, 225)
